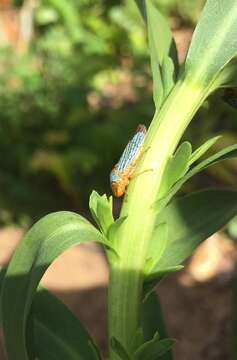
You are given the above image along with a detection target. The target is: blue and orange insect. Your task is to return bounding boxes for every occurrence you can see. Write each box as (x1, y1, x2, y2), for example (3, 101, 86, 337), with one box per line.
(110, 124, 147, 197)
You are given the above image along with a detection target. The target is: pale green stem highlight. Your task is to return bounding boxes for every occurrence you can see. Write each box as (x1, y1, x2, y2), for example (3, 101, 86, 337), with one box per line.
(108, 79, 208, 359)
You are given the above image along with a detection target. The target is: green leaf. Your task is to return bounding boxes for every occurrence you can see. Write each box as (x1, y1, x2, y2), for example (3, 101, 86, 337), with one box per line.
(47, 0, 81, 42)
(159, 142, 192, 198)
(146, 1, 176, 67)
(33, 288, 101, 360)
(145, 223, 168, 272)
(210, 58, 237, 90)
(108, 216, 127, 245)
(145, 266, 184, 287)
(134, 333, 175, 360)
(147, 0, 178, 107)
(138, 0, 178, 108)
(1, 211, 108, 360)
(129, 328, 145, 354)
(146, 1, 164, 108)
(111, 337, 131, 360)
(151, 189, 237, 273)
(143, 266, 183, 302)
(135, 0, 146, 21)
(188, 136, 221, 166)
(89, 190, 114, 235)
(142, 292, 171, 351)
(185, 0, 237, 86)
(161, 56, 176, 98)
(157, 143, 237, 211)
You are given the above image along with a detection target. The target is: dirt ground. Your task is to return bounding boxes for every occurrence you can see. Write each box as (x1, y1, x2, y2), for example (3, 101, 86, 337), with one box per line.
(0, 227, 237, 360)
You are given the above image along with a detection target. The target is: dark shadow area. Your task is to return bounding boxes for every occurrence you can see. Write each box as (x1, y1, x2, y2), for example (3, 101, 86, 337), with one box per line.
(0, 261, 235, 360)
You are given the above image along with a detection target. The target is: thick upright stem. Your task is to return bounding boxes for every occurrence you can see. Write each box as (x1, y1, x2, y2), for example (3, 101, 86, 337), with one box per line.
(108, 80, 207, 359)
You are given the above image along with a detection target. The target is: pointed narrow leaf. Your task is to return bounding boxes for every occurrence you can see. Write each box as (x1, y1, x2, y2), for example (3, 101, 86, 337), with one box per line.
(145, 0, 178, 108)
(1, 211, 108, 360)
(146, 1, 176, 66)
(111, 337, 131, 360)
(161, 56, 176, 98)
(210, 58, 237, 90)
(134, 335, 174, 360)
(157, 143, 237, 211)
(185, 0, 237, 86)
(129, 328, 145, 354)
(135, 0, 146, 21)
(89, 190, 114, 235)
(33, 288, 101, 360)
(142, 292, 171, 352)
(146, 223, 168, 272)
(153, 190, 237, 272)
(188, 136, 221, 166)
(145, 266, 184, 284)
(143, 266, 184, 302)
(159, 142, 192, 198)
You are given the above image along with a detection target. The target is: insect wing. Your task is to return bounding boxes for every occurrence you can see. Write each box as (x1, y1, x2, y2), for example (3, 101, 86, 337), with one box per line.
(116, 126, 146, 173)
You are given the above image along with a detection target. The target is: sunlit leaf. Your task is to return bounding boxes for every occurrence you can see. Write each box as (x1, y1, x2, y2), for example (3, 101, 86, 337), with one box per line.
(185, 0, 237, 87)
(89, 190, 114, 235)
(188, 136, 221, 166)
(159, 142, 192, 198)
(135, 0, 178, 108)
(157, 143, 237, 211)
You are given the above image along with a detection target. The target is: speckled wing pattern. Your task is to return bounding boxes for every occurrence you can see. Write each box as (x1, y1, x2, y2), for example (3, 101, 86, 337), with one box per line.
(116, 125, 146, 173)
(110, 124, 147, 196)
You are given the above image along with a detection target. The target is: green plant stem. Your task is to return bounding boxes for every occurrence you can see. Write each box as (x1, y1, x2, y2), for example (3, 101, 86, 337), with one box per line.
(108, 79, 207, 359)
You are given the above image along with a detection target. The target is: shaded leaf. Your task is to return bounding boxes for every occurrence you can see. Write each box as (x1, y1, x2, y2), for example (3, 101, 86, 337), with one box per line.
(129, 328, 145, 354)
(134, 333, 174, 360)
(33, 288, 101, 360)
(111, 337, 131, 360)
(142, 292, 171, 359)
(143, 266, 183, 300)
(152, 190, 237, 273)
(1, 211, 108, 360)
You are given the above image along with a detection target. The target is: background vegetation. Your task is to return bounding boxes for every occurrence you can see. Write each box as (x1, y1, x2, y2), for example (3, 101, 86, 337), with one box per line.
(1, 0, 237, 228)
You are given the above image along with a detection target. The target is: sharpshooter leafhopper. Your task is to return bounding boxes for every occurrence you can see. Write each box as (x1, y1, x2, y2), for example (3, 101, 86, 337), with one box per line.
(110, 124, 147, 197)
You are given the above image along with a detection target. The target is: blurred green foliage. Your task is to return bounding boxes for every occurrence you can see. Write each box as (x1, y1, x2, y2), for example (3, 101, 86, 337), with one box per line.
(0, 0, 237, 225)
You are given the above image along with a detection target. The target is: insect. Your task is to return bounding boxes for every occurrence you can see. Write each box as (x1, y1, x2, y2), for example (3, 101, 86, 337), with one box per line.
(110, 124, 147, 197)
(223, 88, 237, 109)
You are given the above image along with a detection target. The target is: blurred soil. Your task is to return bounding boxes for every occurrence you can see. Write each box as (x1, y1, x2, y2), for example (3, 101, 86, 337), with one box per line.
(0, 227, 237, 360)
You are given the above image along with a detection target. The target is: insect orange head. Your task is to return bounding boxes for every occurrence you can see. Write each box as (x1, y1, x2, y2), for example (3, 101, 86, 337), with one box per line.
(111, 182, 126, 197)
